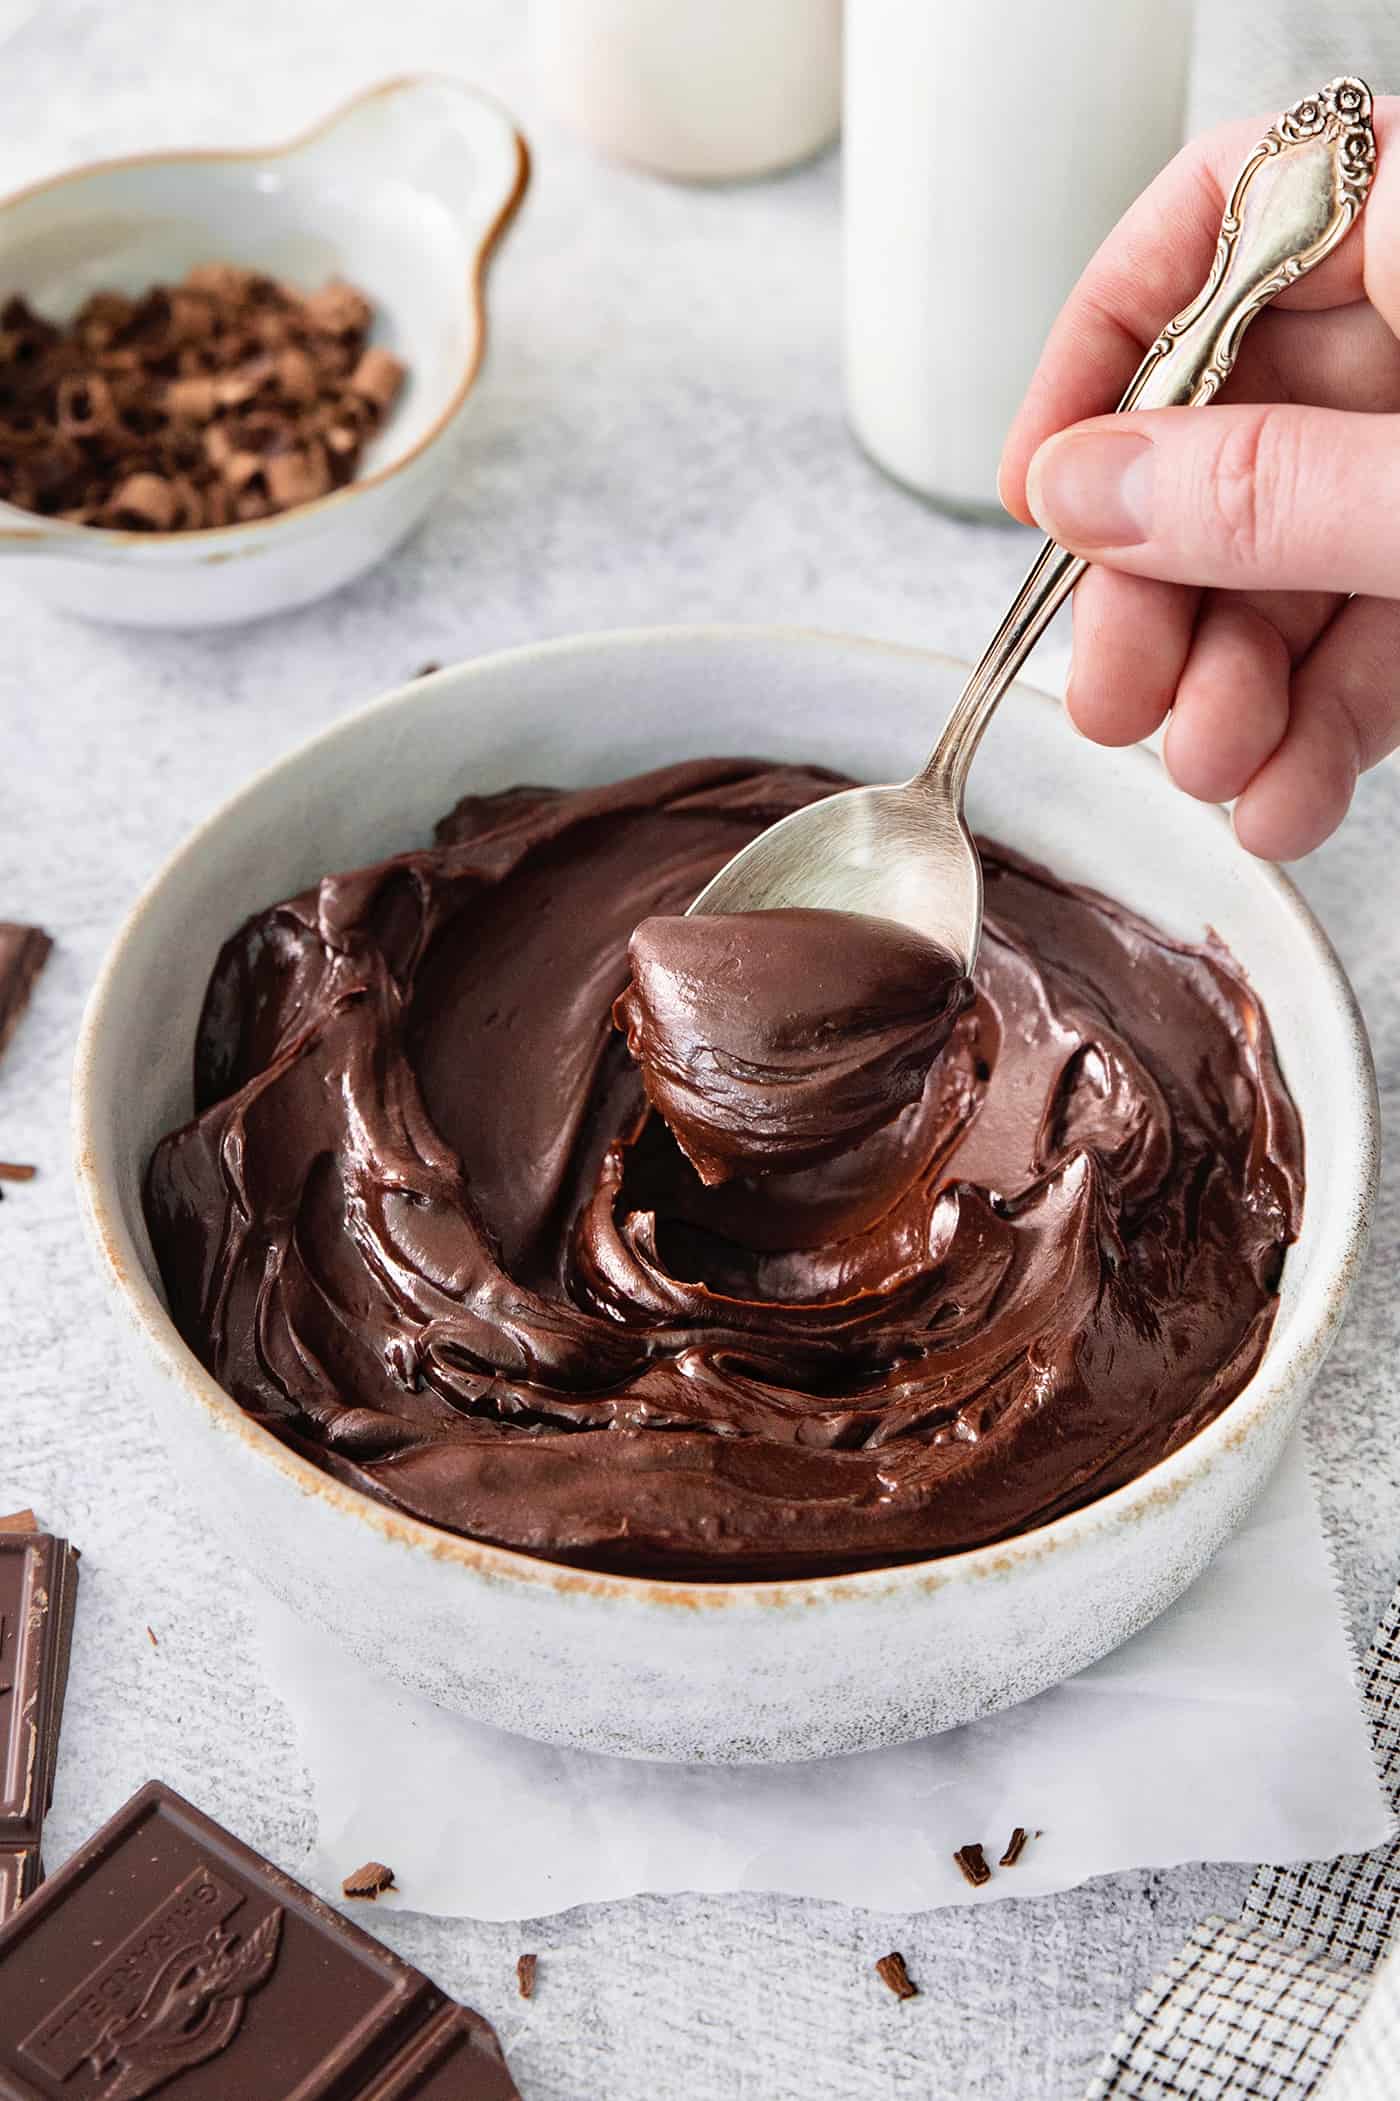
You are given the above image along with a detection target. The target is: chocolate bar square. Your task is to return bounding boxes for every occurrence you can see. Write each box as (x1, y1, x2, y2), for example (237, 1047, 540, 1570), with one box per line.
(0, 1780, 520, 2099)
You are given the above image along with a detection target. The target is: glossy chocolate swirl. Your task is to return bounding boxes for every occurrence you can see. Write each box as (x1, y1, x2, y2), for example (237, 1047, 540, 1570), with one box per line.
(144, 759, 1303, 1579)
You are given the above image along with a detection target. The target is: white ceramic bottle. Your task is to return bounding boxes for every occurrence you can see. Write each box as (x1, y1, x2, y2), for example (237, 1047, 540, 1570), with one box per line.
(844, 0, 1193, 516)
(531, 0, 843, 183)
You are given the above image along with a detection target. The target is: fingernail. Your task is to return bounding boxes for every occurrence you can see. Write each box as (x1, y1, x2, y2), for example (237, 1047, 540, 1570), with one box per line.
(1025, 430, 1154, 549)
(1062, 668, 1086, 738)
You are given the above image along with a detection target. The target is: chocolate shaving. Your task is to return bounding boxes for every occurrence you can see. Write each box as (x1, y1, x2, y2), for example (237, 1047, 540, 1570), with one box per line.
(875, 1952, 919, 2001)
(0, 271, 405, 531)
(349, 346, 404, 412)
(302, 280, 373, 337)
(0, 1163, 36, 1182)
(953, 1843, 992, 1888)
(0, 923, 51, 1066)
(107, 471, 180, 531)
(341, 1859, 396, 1900)
(999, 1826, 1030, 1868)
(0, 1511, 37, 1534)
(515, 1952, 538, 2000)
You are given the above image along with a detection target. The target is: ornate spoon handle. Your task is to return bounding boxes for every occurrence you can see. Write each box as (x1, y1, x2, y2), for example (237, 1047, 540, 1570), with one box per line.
(920, 76, 1378, 800)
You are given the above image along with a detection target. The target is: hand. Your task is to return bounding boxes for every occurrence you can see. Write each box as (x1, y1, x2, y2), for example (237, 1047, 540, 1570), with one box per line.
(998, 101, 1400, 860)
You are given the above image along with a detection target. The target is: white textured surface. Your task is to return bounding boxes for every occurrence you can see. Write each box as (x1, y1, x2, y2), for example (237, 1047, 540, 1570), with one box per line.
(2, 5, 1398, 2099)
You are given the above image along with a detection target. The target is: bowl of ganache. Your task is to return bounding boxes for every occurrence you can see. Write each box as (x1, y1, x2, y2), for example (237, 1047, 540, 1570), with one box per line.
(73, 627, 1378, 1761)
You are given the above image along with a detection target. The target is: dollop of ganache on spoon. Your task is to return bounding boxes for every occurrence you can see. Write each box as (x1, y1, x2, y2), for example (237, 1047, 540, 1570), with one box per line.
(613, 908, 973, 1185)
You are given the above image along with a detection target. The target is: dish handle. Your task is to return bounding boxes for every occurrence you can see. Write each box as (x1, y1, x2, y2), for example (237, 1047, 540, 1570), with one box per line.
(289, 75, 530, 270)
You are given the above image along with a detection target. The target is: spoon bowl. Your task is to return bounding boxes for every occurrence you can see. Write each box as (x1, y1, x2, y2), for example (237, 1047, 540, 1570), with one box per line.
(689, 776, 982, 967)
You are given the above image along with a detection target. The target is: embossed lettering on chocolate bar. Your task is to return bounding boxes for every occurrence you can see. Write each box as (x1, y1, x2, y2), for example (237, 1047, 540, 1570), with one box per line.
(20, 1864, 281, 2095)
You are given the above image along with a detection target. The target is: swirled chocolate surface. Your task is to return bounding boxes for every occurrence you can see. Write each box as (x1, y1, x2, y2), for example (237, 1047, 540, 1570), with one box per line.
(144, 758, 1303, 1580)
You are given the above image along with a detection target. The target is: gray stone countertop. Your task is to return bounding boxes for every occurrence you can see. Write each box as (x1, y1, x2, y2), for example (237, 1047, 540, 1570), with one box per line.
(2, 5, 1396, 2097)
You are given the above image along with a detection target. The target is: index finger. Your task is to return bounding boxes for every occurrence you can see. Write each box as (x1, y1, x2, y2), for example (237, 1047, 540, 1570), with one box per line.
(998, 98, 1400, 524)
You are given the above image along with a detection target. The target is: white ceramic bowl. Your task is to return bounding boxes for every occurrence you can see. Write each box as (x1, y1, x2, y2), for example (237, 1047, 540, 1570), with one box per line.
(73, 629, 1379, 1761)
(0, 78, 527, 626)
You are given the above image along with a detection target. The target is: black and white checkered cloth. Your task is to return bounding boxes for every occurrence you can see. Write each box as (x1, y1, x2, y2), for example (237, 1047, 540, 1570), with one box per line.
(1087, 1578, 1400, 2097)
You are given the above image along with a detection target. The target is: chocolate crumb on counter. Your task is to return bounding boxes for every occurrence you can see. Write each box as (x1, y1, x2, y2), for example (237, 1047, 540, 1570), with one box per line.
(953, 1843, 992, 1888)
(0, 924, 51, 1067)
(516, 1952, 538, 2000)
(875, 1952, 919, 2001)
(416, 660, 442, 678)
(999, 1826, 1030, 1868)
(0, 271, 405, 532)
(342, 1859, 397, 1901)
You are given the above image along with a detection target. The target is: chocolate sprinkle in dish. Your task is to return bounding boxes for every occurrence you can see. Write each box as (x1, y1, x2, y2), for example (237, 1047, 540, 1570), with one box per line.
(341, 1858, 396, 1901)
(145, 1625, 158, 1648)
(875, 1952, 919, 2001)
(516, 1952, 538, 2000)
(0, 269, 404, 531)
(0, 924, 51, 1068)
(0, 1164, 36, 1183)
(953, 1844, 992, 1888)
(1000, 1826, 1030, 1868)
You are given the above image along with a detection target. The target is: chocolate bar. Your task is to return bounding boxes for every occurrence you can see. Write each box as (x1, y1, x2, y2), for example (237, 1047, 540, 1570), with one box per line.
(0, 1779, 521, 2098)
(0, 1523, 78, 1922)
(0, 1853, 36, 1927)
(0, 924, 50, 1068)
(0, 923, 50, 1068)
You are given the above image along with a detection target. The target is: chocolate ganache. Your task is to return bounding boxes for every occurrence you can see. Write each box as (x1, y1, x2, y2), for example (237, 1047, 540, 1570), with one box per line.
(144, 758, 1304, 1580)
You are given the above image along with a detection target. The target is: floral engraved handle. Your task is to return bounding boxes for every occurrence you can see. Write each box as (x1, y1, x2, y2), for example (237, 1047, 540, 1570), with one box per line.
(1122, 77, 1377, 412)
(920, 78, 1378, 799)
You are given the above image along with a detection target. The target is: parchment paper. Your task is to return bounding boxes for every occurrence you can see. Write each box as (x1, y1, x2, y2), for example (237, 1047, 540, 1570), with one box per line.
(251, 1432, 1391, 1921)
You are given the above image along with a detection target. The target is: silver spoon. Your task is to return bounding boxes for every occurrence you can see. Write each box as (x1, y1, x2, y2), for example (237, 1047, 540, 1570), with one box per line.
(690, 78, 1377, 971)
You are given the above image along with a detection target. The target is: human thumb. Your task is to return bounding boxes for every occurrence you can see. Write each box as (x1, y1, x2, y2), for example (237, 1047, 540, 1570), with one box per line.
(1024, 403, 1400, 599)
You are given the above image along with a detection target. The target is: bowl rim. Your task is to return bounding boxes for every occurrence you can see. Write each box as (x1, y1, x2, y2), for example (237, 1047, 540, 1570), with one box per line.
(0, 74, 530, 553)
(72, 623, 1381, 1612)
